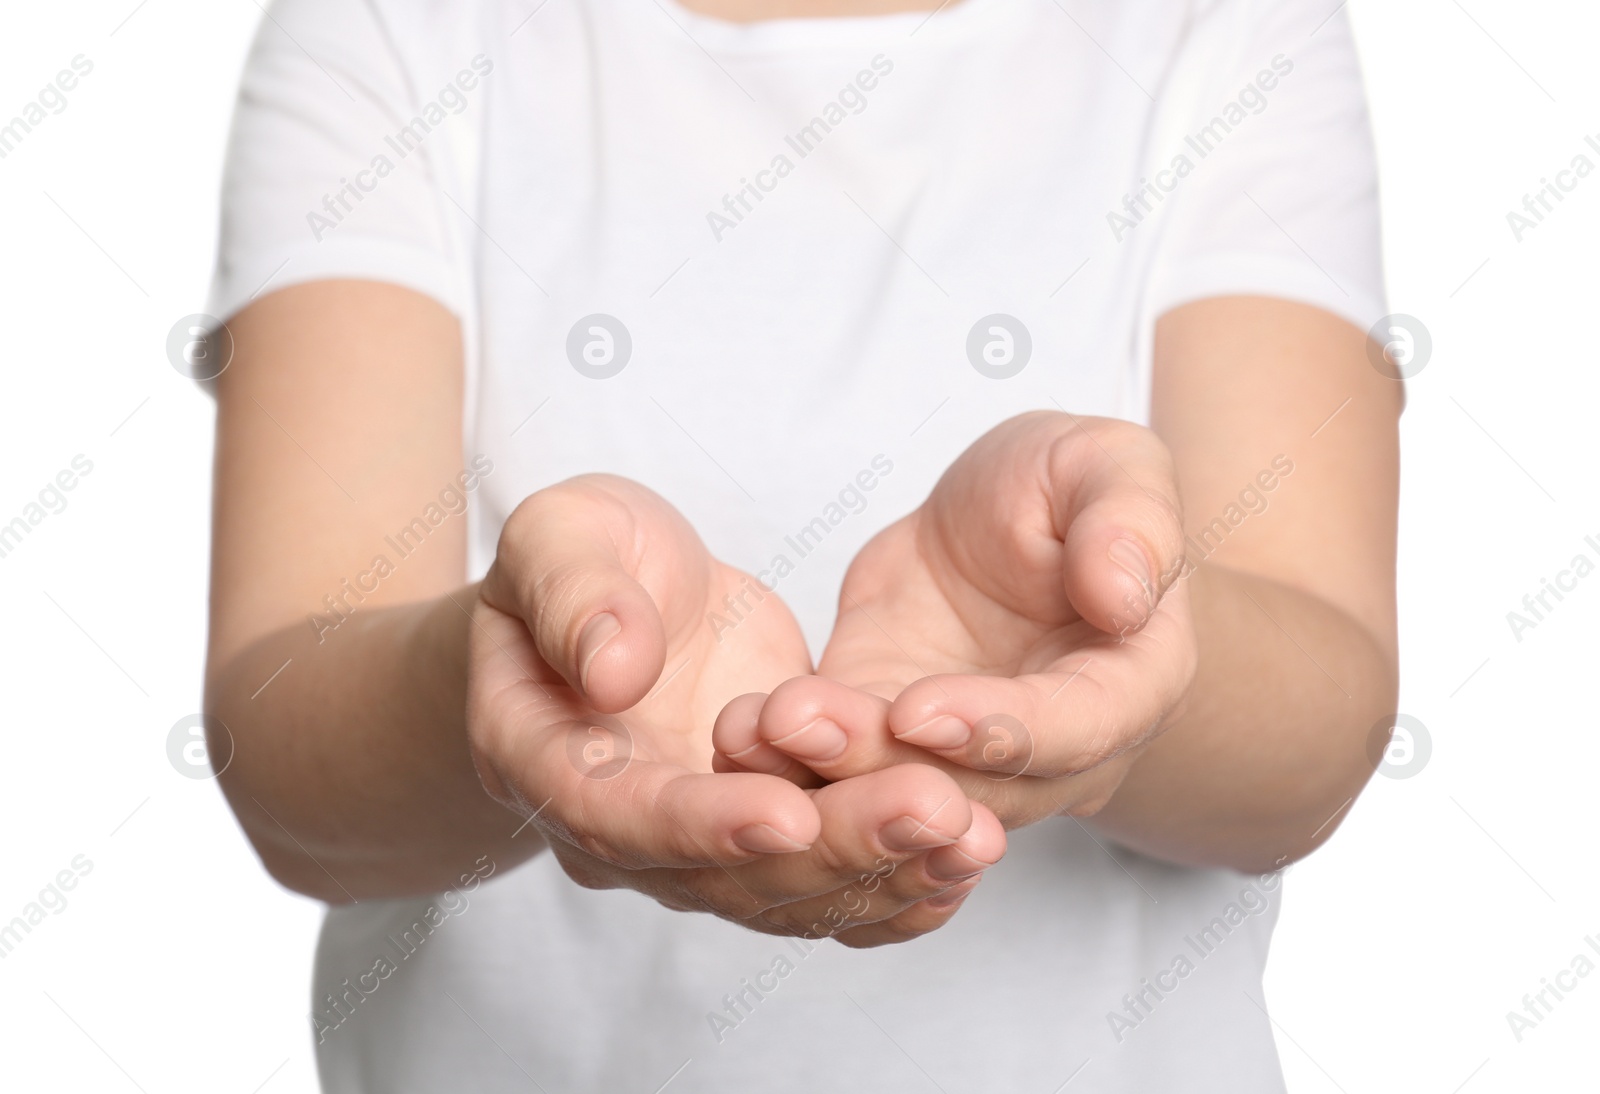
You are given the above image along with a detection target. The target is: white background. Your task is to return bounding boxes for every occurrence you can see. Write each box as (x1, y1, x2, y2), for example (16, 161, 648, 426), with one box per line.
(1, 1, 1595, 1091)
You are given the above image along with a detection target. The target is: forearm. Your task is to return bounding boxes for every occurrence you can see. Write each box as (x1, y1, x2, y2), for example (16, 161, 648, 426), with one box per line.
(205, 583, 542, 902)
(1089, 563, 1397, 872)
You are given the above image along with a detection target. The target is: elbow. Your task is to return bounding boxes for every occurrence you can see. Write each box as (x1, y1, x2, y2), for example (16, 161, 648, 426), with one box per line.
(253, 842, 359, 905)
(204, 665, 356, 906)
(1277, 620, 1401, 868)
(217, 771, 358, 904)
(219, 776, 361, 905)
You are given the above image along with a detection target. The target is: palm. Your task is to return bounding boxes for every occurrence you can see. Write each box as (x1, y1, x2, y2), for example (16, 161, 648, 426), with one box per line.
(725, 412, 1196, 829)
(470, 476, 1007, 946)
(471, 477, 813, 811)
(821, 510, 1111, 697)
(477, 560, 811, 779)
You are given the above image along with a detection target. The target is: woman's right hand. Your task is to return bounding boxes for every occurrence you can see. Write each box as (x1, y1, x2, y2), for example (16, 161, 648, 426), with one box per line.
(467, 475, 1005, 947)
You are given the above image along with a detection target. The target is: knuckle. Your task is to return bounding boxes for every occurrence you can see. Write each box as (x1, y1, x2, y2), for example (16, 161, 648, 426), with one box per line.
(884, 754, 957, 799)
(1056, 675, 1119, 772)
(1145, 490, 1186, 545)
(765, 674, 820, 715)
(1047, 416, 1113, 468)
(528, 564, 597, 643)
(1091, 416, 1169, 472)
(1062, 789, 1116, 818)
(803, 831, 853, 880)
(879, 871, 942, 906)
(497, 490, 563, 562)
(744, 906, 814, 940)
(851, 916, 927, 947)
(556, 855, 617, 893)
(853, 851, 925, 899)
(767, 888, 881, 942)
(501, 491, 546, 536)
(563, 825, 636, 870)
(958, 770, 1022, 823)
(834, 886, 878, 921)
(691, 869, 780, 919)
(1115, 491, 1186, 574)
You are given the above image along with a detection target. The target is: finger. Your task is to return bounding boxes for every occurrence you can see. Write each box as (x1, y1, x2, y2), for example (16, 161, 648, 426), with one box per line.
(711, 691, 827, 788)
(921, 799, 1006, 883)
(773, 801, 1003, 942)
(748, 675, 920, 780)
(800, 797, 1003, 921)
(888, 599, 1194, 778)
(573, 834, 991, 939)
(744, 678, 1084, 829)
(831, 875, 985, 949)
(519, 715, 823, 868)
(485, 475, 708, 712)
(700, 764, 1000, 912)
(1044, 418, 1187, 636)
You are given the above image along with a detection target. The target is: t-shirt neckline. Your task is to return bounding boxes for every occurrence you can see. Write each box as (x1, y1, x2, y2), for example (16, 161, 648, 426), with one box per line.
(650, 0, 1003, 53)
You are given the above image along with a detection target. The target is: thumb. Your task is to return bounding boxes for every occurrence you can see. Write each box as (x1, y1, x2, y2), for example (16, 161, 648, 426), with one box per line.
(483, 475, 683, 712)
(1048, 419, 1187, 637)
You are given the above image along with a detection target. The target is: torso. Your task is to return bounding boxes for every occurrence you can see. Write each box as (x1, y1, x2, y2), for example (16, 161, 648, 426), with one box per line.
(676, 0, 947, 19)
(305, 1, 1316, 1088)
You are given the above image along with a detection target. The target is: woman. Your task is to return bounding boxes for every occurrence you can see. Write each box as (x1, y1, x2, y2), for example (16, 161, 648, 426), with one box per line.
(204, 0, 1400, 1089)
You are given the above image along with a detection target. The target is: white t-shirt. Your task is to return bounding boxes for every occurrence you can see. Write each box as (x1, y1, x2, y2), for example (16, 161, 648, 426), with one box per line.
(209, 0, 1385, 1090)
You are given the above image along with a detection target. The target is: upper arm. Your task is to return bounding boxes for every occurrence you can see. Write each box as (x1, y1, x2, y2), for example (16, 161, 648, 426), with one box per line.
(1150, 295, 1400, 659)
(204, 0, 476, 672)
(1140, 0, 1397, 655)
(207, 281, 465, 670)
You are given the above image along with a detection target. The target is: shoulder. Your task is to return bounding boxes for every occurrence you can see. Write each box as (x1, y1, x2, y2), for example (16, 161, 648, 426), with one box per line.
(254, 0, 513, 69)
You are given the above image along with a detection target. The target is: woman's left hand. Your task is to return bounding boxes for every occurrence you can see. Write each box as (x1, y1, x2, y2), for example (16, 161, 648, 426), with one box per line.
(712, 411, 1199, 830)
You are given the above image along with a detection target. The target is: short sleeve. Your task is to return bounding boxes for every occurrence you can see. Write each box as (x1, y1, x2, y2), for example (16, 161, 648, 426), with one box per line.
(206, 0, 463, 324)
(1147, 0, 1386, 334)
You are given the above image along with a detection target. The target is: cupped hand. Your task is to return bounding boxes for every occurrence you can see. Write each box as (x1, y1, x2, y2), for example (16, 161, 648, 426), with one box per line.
(713, 412, 1198, 829)
(467, 474, 1004, 946)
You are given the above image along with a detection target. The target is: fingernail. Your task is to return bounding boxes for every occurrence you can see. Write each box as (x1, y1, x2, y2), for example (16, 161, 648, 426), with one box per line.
(895, 715, 971, 750)
(722, 743, 792, 776)
(925, 877, 981, 908)
(769, 717, 848, 762)
(732, 824, 811, 854)
(576, 612, 622, 693)
(1108, 538, 1155, 618)
(926, 846, 995, 882)
(879, 814, 956, 852)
